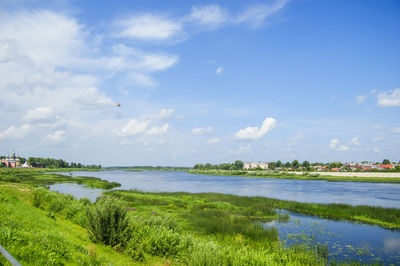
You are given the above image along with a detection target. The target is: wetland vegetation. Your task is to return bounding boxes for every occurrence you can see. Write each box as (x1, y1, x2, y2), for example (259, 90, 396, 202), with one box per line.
(1, 168, 399, 265)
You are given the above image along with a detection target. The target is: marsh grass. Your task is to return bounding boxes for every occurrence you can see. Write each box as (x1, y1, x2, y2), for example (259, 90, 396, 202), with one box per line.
(187, 209, 279, 242)
(0, 168, 120, 189)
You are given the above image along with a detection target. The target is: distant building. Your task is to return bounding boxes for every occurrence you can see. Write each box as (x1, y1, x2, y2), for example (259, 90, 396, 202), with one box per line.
(243, 162, 269, 170)
(22, 161, 32, 168)
(0, 152, 21, 168)
(378, 164, 394, 169)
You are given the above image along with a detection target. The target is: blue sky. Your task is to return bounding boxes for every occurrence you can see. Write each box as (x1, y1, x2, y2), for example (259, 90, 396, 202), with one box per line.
(0, 0, 399, 166)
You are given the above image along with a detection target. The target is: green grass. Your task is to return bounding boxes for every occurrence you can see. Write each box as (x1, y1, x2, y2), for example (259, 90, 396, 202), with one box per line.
(0, 168, 120, 189)
(0, 182, 326, 265)
(189, 169, 400, 183)
(109, 190, 400, 230)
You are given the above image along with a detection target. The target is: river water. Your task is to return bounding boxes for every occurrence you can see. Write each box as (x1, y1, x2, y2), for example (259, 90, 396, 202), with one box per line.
(49, 170, 400, 265)
(54, 170, 400, 208)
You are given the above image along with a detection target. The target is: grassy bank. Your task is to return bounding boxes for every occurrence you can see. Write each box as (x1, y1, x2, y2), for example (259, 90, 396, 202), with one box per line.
(189, 169, 400, 183)
(0, 182, 326, 265)
(0, 168, 120, 189)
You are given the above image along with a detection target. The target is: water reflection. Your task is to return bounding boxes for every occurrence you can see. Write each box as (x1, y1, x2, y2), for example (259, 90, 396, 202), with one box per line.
(58, 170, 400, 208)
(49, 183, 103, 202)
(265, 212, 400, 264)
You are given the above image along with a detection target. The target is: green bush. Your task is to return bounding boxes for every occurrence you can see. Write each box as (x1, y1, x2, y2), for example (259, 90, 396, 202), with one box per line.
(86, 197, 131, 247)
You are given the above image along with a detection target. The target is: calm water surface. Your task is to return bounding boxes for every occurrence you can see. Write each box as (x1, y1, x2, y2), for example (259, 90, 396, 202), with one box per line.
(57, 170, 400, 208)
(265, 212, 400, 265)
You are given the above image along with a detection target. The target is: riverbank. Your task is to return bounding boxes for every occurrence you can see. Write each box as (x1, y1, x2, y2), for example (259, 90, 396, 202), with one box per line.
(189, 169, 400, 183)
(0, 168, 120, 189)
(0, 182, 324, 265)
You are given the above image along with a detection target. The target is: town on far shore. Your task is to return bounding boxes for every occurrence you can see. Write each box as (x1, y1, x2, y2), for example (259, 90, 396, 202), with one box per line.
(0, 152, 101, 169)
(194, 159, 400, 172)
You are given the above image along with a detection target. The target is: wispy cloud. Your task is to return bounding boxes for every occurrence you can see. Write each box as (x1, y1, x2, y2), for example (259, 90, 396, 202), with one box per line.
(191, 126, 213, 135)
(216, 67, 223, 75)
(235, 0, 290, 28)
(355, 95, 367, 104)
(116, 14, 183, 41)
(377, 88, 400, 107)
(187, 5, 228, 29)
(206, 137, 220, 144)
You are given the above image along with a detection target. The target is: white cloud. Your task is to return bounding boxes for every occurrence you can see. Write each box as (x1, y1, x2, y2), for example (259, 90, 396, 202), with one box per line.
(114, 119, 148, 137)
(377, 88, 400, 107)
(394, 127, 400, 134)
(0, 124, 32, 139)
(187, 5, 228, 29)
(129, 73, 159, 88)
(75, 87, 115, 109)
(156, 109, 174, 120)
(111, 44, 179, 73)
(46, 130, 65, 142)
(348, 137, 360, 146)
(191, 126, 213, 135)
(146, 124, 170, 135)
(24, 107, 54, 123)
(329, 138, 339, 149)
(236, 0, 290, 28)
(355, 95, 367, 104)
(216, 67, 223, 75)
(235, 117, 276, 140)
(373, 147, 381, 153)
(206, 137, 220, 144)
(373, 135, 383, 142)
(116, 14, 182, 41)
(373, 125, 382, 129)
(287, 131, 304, 146)
(0, 10, 85, 66)
(233, 144, 251, 154)
(337, 145, 349, 151)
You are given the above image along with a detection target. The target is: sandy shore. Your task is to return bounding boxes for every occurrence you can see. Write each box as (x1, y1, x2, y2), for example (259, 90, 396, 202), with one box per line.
(287, 171, 400, 178)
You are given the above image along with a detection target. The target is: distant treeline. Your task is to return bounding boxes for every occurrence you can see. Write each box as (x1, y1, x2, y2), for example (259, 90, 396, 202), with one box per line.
(27, 157, 101, 169)
(0, 155, 101, 169)
(194, 161, 244, 170)
(106, 166, 190, 171)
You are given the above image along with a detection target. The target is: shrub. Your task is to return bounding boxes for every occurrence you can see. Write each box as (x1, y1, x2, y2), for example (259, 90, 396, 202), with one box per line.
(86, 197, 131, 247)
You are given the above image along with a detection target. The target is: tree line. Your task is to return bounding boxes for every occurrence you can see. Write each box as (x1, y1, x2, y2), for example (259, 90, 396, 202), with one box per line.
(27, 157, 101, 169)
(0, 155, 101, 169)
(194, 159, 398, 171)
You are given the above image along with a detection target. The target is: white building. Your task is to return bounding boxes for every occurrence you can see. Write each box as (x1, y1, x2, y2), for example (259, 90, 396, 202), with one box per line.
(243, 162, 269, 170)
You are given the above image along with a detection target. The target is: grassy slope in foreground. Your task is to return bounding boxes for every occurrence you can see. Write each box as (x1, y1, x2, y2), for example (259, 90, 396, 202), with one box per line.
(0, 168, 120, 189)
(0, 182, 324, 265)
(189, 169, 400, 183)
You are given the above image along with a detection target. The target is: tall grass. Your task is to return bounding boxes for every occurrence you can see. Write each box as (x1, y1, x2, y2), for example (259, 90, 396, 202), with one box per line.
(189, 209, 278, 242)
(86, 197, 131, 247)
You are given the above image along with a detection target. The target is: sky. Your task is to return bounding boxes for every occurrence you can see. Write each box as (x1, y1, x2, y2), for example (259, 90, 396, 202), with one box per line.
(0, 0, 399, 166)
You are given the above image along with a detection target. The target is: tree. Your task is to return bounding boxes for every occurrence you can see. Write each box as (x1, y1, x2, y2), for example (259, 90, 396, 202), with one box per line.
(382, 159, 390, 165)
(268, 162, 276, 170)
(292, 160, 300, 169)
(302, 161, 310, 168)
(234, 160, 244, 169)
(276, 160, 282, 168)
(285, 162, 291, 168)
